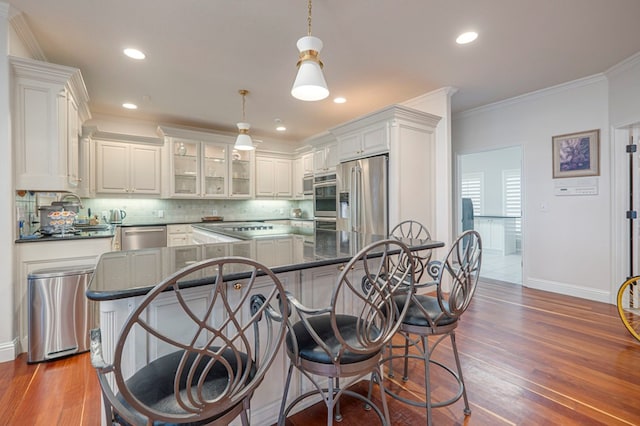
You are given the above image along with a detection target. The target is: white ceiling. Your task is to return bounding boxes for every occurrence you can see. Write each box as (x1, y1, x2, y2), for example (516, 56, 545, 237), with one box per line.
(7, 0, 640, 144)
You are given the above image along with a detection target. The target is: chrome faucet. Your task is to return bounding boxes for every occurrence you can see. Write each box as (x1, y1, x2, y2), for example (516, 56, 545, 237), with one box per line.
(59, 192, 84, 208)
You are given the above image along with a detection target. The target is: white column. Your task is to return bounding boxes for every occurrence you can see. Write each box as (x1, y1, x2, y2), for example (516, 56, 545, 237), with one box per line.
(0, 1, 16, 362)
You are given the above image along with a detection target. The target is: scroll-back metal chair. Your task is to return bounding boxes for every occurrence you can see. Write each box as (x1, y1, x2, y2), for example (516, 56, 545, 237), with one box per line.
(90, 257, 288, 426)
(386, 220, 436, 378)
(277, 239, 416, 426)
(384, 230, 482, 426)
(390, 220, 434, 283)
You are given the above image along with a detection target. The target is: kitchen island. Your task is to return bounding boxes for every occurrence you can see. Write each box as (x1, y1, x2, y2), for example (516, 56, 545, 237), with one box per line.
(87, 230, 443, 425)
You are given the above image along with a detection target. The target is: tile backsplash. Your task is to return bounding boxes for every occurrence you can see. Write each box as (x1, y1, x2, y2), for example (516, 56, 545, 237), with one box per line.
(83, 198, 313, 223)
(16, 191, 313, 234)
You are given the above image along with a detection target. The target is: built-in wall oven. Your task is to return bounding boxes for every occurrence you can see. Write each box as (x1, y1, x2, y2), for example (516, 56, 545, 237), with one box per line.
(313, 173, 337, 218)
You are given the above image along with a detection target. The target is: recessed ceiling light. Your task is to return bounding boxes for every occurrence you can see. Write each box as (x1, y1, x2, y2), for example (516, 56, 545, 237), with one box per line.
(456, 32, 478, 45)
(122, 103, 138, 110)
(123, 48, 146, 60)
(333, 97, 346, 104)
(274, 118, 286, 131)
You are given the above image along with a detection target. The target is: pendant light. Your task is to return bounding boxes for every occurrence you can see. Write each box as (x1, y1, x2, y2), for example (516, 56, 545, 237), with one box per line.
(291, 0, 329, 101)
(234, 89, 254, 151)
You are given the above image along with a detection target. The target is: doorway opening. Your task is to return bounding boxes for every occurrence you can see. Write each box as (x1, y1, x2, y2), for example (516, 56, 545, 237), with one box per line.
(458, 146, 522, 284)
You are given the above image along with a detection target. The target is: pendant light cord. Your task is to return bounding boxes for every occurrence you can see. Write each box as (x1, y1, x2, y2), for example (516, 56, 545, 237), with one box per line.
(307, 0, 312, 36)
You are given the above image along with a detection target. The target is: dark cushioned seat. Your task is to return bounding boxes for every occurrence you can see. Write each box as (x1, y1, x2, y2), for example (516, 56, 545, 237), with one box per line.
(115, 347, 255, 426)
(395, 294, 457, 327)
(286, 314, 381, 364)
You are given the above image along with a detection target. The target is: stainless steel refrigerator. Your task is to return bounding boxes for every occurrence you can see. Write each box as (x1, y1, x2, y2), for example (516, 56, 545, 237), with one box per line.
(336, 155, 388, 235)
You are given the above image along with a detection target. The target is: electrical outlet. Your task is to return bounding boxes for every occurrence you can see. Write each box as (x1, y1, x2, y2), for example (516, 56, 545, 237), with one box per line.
(212, 209, 218, 216)
(157, 210, 164, 218)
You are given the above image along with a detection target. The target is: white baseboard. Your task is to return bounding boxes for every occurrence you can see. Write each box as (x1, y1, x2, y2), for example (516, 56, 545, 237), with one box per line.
(0, 338, 19, 363)
(526, 277, 611, 304)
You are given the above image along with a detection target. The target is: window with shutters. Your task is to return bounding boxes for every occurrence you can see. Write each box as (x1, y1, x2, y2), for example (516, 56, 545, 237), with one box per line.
(461, 172, 483, 215)
(503, 168, 522, 249)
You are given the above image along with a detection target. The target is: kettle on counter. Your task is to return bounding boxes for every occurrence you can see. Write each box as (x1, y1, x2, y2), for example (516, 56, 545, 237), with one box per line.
(109, 209, 127, 224)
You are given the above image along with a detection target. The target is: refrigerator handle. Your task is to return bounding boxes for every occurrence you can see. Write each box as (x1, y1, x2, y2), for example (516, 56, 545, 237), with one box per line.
(351, 166, 358, 232)
(353, 166, 362, 232)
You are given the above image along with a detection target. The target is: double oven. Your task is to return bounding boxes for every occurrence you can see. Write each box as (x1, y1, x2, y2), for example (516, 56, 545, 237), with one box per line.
(313, 173, 337, 230)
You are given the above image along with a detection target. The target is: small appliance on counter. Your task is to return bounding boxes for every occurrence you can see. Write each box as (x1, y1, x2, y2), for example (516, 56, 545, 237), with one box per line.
(109, 209, 127, 224)
(291, 208, 303, 218)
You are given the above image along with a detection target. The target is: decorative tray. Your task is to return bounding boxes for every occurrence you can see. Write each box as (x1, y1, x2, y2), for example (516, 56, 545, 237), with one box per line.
(201, 216, 224, 222)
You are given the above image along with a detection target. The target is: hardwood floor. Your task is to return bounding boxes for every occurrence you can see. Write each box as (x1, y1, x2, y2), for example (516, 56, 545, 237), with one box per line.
(1, 280, 640, 425)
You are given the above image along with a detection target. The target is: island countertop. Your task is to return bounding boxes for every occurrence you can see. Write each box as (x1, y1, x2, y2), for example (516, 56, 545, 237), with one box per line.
(87, 230, 443, 301)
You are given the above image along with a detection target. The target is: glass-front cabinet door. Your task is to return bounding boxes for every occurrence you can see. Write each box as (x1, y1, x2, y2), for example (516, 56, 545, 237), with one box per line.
(172, 139, 199, 196)
(230, 149, 253, 198)
(169, 137, 253, 198)
(202, 143, 227, 197)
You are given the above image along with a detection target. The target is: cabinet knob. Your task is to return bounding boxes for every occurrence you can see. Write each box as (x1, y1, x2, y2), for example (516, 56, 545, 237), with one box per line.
(233, 282, 243, 290)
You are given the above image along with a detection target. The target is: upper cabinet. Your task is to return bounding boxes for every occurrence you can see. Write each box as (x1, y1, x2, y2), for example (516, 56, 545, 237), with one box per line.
(308, 133, 338, 174)
(11, 56, 91, 191)
(95, 139, 161, 195)
(255, 154, 292, 198)
(159, 125, 254, 199)
(332, 121, 389, 162)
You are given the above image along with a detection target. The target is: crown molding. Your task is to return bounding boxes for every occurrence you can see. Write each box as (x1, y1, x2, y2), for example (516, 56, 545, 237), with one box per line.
(8, 11, 47, 62)
(454, 73, 607, 120)
(83, 125, 163, 145)
(605, 51, 640, 78)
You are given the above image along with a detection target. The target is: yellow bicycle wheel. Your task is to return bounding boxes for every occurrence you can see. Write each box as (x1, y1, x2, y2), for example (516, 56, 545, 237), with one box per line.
(617, 276, 640, 342)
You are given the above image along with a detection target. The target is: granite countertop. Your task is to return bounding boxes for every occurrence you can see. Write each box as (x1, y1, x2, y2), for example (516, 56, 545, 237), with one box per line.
(87, 230, 443, 301)
(15, 227, 115, 243)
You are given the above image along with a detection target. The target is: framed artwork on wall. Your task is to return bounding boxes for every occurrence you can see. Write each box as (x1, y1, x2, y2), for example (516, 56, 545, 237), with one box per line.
(552, 129, 600, 178)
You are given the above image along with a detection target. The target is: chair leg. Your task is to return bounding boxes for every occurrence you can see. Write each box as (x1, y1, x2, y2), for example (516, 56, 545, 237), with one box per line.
(277, 362, 295, 426)
(327, 377, 335, 426)
(422, 336, 433, 426)
(240, 399, 250, 426)
(402, 335, 410, 381)
(450, 332, 471, 416)
(333, 377, 342, 422)
(375, 367, 392, 425)
(386, 340, 394, 378)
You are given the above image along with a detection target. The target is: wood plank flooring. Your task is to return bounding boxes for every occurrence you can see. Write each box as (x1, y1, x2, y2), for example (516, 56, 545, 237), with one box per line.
(1, 280, 640, 425)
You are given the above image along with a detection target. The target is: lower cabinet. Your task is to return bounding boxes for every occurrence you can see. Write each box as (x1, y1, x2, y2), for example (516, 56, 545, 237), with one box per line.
(166, 224, 194, 247)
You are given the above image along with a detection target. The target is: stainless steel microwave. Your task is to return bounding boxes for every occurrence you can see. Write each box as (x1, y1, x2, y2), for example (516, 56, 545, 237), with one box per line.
(303, 175, 313, 195)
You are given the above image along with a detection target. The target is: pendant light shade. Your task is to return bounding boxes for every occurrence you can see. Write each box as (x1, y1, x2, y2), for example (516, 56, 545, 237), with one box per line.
(291, 36, 329, 101)
(234, 90, 254, 151)
(291, 0, 328, 101)
(234, 122, 254, 151)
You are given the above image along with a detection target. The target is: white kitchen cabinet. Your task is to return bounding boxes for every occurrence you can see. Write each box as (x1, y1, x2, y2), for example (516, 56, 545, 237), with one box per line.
(170, 139, 229, 198)
(292, 152, 313, 199)
(95, 140, 161, 195)
(302, 152, 314, 175)
(166, 224, 194, 247)
(255, 237, 294, 267)
(334, 121, 389, 162)
(11, 56, 90, 191)
(255, 155, 292, 198)
(159, 126, 255, 199)
(313, 142, 338, 174)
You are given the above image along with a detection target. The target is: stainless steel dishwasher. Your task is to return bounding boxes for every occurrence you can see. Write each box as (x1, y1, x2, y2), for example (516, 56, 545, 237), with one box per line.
(120, 225, 167, 250)
(28, 265, 95, 363)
